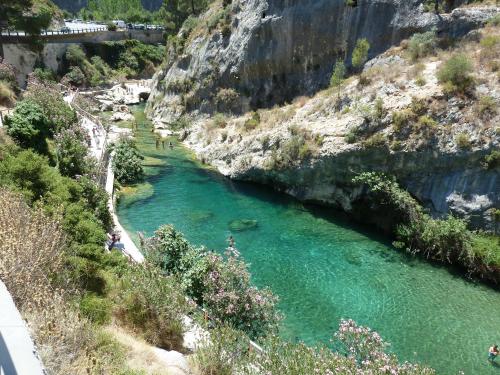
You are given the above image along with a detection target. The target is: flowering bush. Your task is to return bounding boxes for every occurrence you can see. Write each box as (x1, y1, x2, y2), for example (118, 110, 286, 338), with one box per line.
(240, 320, 435, 375)
(145, 225, 280, 339)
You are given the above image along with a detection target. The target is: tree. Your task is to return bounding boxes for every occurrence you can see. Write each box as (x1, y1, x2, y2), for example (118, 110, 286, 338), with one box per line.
(111, 138, 144, 184)
(330, 60, 346, 99)
(351, 38, 370, 71)
(55, 125, 92, 178)
(4, 99, 50, 154)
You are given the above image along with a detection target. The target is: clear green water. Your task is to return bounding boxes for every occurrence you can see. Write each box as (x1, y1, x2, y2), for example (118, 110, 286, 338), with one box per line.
(117, 106, 500, 375)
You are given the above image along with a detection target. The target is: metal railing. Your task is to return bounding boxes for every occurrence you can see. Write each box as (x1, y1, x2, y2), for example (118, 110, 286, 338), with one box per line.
(1, 27, 108, 37)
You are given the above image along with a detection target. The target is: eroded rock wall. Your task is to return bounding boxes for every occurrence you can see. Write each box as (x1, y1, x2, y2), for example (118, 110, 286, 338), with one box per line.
(147, 0, 497, 123)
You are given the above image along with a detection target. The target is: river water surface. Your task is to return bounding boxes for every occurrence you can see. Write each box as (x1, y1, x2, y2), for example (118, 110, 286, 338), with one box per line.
(116, 106, 500, 375)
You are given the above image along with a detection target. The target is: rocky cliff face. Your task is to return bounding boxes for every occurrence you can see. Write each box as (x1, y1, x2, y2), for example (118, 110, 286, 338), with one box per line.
(146, 0, 499, 232)
(147, 0, 496, 123)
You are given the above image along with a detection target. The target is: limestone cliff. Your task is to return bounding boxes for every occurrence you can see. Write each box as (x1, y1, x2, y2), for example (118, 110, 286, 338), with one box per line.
(146, 1, 499, 232)
(147, 0, 497, 122)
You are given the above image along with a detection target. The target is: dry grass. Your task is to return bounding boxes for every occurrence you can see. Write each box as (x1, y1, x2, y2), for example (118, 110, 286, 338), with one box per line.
(0, 80, 16, 107)
(106, 325, 172, 375)
(0, 189, 138, 375)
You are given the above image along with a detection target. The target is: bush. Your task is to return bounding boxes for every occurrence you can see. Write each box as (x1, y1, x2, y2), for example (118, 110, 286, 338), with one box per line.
(54, 125, 92, 177)
(483, 150, 500, 169)
(63, 66, 86, 86)
(24, 83, 78, 133)
(106, 21, 117, 31)
(114, 264, 189, 350)
(391, 109, 414, 132)
(193, 326, 249, 375)
(353, 173, 479, 273)
(4, 99, 50, 153)
(215, 88, 240, 112)
(244, 111, 260, 131)
(477, 95, 497, 119)
(242, 319, 435, 375)
(408, 30, 437, 61)
(362, 133, 386, 148)
(437, 54, 474, 95)
(455, 132, 471, 150)
(212, 113, 227, 128)
(33, 68, 56, 82)
(66, 45, 87, 67)
(0, 80, 16, 106)
(145, 226, 280, 339)
(111, 138, 144, 184)
(352, 38, 370, 70)
(79, 293, 112, 324)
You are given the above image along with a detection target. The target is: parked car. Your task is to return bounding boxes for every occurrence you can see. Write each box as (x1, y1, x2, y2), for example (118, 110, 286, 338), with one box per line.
(60, 26, 71, 33)
(127, 23, 134, 29)
(113, 20, 126, 29)
(134, 24, 145, 30)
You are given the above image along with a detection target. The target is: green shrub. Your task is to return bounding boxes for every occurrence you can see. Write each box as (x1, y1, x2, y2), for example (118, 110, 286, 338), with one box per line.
(63, 66, 86, 86)
(483, 150, 500, 169)
(193, 326, 249, 375)
(66, 45, 87, 67)
(437, 54, 474, 95)
(212, 113, 227, 128)
(410, 97, 427, 116)
(487, 13, 500, 27)
(114, 264, 189, 351)
(408, 30, 437, 61)
(106, 21, 117, 31)
(391, 109, 414, 132)
(345, 129, 358, 143)
(145, 226, 280, 339)
(353, 173, 478, 272)
(0, 80, 16, 107)
(415, 115, 437, 132)
(362, 133, 386, 148)
(415, 76, 426, 86)
(24, 83, 78, 133)
(351, 38, 370, 70)
(477, 95, 497, 118)
(32, 68, 56, 83)
(244, 111, 260, 131)
(79, 293, 112, 324)
(455, 132, 471, 150)
(373, 97, 385, 120)
(110, 138, 144, 184)
(215, 88, 240, 112)
(4, 100, 50, 153)
(54, 125, 92, 177)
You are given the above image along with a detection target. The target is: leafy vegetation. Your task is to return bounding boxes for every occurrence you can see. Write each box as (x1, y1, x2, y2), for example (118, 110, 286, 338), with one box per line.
(61, 41, 165, 87)
(144, 225, 280, 339)
(408, 30, 437, 61)
(353, 172, 500, 283)
(437, 54, 475, 95)
(352, 38, 370, 71)
(110, 137, 145, 184)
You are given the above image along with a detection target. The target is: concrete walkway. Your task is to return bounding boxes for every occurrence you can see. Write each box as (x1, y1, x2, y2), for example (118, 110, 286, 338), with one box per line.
(0, 281, 45, 375)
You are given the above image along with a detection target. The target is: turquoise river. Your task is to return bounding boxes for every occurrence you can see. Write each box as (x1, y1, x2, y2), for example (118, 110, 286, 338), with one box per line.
(116, 106, 500, 375)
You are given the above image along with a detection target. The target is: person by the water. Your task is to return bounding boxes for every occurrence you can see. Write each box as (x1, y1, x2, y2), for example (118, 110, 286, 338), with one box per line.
(489, 345, 499, 362)
(169, 141, 173, 149)
(228, 235, 235, 248)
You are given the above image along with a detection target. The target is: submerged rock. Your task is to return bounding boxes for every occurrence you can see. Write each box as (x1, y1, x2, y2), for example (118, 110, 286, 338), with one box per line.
(228, 219, 258, 232)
